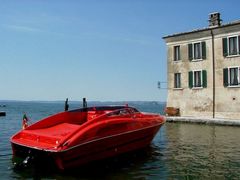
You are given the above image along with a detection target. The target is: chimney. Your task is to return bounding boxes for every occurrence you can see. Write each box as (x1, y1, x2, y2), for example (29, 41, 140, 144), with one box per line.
(209, 12, 222, 27)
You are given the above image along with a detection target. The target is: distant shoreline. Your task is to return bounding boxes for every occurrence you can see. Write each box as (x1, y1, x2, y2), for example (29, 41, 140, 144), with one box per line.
(0, 100, 166, 104)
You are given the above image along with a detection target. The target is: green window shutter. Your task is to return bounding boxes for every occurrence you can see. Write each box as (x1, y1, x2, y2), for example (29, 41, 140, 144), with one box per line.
(238, 36, 240, 54)
(222, 38, 228, 57)
(202, 70, 207, 88)
(188, 44, 193, 61)
(178, 46, 181, 60)
(223, 68, 229, 87)
(188, 71, 193, 88)
(201, 41, 206, 59)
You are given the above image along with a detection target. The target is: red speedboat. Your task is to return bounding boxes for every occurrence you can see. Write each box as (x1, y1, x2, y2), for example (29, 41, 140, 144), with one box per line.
(11, 105, 165, 170)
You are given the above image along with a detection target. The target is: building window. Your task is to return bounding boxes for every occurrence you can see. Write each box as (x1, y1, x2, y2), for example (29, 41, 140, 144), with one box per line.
(194, 71, 202, 87)
(173, 45, 181, 61)
(194, 43, 201, 59)
(189, 70, 207, 88)
(223, 67, 240, 87)
(174, 73, 181, 88)
(222, 36, 240, 57)
(188, 41, 206, 61)
(229, 37, 238, 55)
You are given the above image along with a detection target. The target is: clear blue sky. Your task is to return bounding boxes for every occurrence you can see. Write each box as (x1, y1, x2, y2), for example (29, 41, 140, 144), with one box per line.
(0, 0, 239, 101)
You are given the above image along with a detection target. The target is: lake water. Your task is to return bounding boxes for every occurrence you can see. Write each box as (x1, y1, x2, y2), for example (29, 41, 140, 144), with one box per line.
(1, 101, 240, 179)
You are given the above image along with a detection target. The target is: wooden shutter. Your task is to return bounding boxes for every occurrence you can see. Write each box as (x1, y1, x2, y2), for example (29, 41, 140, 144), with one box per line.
(223, 68, 229, 87)
(238, 36, 240, 54)
(201, 41, 206, 59)
(202, 70, 207, 88)
(188, 71, 193, 88)
(188, 44, 193, 61)
(222, 38, 228, 57)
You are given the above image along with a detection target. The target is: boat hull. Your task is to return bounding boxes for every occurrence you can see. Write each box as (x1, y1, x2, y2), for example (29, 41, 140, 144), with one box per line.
(12, 123, 163, 170)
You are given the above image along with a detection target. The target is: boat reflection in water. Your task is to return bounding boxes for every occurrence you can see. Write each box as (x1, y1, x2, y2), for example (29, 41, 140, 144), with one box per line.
(10, 105, 165, 170)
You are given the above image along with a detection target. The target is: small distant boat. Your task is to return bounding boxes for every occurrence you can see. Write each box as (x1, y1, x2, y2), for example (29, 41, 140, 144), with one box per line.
(10, 105, 165, 170)
(0, 111, 6, 116)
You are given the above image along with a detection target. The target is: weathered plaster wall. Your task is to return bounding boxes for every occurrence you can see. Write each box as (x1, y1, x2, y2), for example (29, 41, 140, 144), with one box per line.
(165, 25, 240, 119)
(214, 30, 240, 119)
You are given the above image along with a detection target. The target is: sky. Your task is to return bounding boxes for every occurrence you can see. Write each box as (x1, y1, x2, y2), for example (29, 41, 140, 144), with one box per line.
(0, 0, 240, 102)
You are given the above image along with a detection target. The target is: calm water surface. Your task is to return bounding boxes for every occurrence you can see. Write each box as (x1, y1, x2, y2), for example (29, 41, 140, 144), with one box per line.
(0, 101, 240, 179)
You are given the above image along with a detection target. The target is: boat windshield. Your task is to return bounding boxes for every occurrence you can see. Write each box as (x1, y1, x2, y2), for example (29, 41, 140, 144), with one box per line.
(107, 107, 139, 117)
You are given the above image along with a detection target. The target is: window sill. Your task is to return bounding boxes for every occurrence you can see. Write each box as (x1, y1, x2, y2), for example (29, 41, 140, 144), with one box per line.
(192, 87, 203, 90)
(191, 59, 203, 62)
(226, 54, 240, 58)
(227, 85, 240, 88)
(173, 88, 183, 90)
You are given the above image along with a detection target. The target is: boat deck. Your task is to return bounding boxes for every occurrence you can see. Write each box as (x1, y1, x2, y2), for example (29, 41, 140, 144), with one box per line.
(13, 123, 81, 149)
(25, 123, 80, 138)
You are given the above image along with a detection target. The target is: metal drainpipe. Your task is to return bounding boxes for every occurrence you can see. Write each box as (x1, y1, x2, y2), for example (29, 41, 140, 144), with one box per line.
(211, 29, 215, 118)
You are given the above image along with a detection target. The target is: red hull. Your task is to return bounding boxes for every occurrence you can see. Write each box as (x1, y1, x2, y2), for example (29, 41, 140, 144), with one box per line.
(54, 124, 162, 169)
(11, 105, 165, 170)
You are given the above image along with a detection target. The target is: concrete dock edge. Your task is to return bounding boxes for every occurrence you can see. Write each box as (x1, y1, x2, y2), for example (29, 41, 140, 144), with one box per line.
(166, 116, 240, 126)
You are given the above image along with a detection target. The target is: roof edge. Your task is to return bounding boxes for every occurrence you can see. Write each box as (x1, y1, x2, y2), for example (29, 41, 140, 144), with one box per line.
(163, 20, 240, 39)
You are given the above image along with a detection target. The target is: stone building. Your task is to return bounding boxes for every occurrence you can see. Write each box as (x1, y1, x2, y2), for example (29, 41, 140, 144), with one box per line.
(163, 12, 240, 119)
